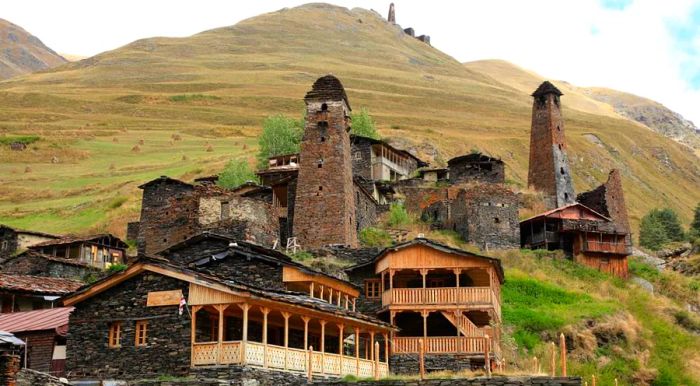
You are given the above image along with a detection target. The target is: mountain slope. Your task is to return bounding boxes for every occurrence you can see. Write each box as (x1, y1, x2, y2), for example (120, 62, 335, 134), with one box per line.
(0, 3, 698, 238)
(0, 19, 67, 79)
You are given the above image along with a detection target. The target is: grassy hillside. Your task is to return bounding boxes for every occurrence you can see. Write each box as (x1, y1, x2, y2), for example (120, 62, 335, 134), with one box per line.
(0, 3, 698, 238)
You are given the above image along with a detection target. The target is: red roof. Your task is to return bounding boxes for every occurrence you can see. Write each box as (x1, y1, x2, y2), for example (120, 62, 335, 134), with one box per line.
(0, 274, 83, 295)
(520, 202, 611, 223)
(0, 307, 73, 334)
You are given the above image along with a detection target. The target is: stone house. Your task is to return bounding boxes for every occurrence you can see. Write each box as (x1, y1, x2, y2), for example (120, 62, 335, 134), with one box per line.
(26, 234, 127, 270)
(0, 225, 59, 261)
(1, 250, 99, 280)
(346, 238, 504, 374)
(0, 273, 81, 313)
(61, 238, 393, 381)
(447, 154, 505, 185)
(0, 307, 73, 376)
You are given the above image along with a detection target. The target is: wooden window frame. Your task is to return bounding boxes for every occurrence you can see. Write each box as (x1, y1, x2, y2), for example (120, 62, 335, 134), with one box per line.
(135, 320, 148, 347)
(365, 279, 381, 299)
(108, 322, 122, 348)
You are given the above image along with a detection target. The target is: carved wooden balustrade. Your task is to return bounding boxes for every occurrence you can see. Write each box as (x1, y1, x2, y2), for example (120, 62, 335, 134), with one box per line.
(392, 336, 500, 357)
(381, 286, 500, 317)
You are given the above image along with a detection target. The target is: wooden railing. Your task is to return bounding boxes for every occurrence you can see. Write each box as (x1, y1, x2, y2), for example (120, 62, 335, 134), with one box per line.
(192, 341, 388, 378)
(584, 241, 631, 254)
(393, 337, 488, 354)
(382, 287, 498, 310)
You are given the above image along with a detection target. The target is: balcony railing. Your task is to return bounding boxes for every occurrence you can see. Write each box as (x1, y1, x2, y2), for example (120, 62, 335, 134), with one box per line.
(192, 341, 388, 378)
(382, 287, 499, 315)
(583, 241, 631, 254)
(393, 337, 499, 356)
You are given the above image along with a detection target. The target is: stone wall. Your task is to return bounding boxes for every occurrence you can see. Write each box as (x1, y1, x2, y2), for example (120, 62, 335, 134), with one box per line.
(390, 353, 475, 374)
(0, 353, 20, 386)
(447, 157, 505, 185)
(294, 83, 357, 249)
(355, 185, 378, 235)
(0, 228, 18, 261)
(66, 272, 191, 380)
(2, 252, 96, 281)
(193, 253, 285, 291)
(17, 368, 70, 386)
(452, 184, 520, 250)
(351, 137, 374, 181)
(316, 376, 581, 386)
(126, 222, 140, 243)
(577, 169, 631, 235)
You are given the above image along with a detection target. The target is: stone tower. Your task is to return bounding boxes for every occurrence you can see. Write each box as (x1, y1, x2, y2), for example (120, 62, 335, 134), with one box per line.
(577, 169, 631, 235)
(388, 3, 396, 24)
(293, 75, 357, 249)
(527, 81, 576, 209)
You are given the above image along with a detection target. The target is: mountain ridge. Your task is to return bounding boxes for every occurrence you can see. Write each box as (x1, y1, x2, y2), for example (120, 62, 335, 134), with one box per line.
(0, 18, 67, 79)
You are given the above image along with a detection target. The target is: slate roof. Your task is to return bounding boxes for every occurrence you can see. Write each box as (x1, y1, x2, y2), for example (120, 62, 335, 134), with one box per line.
(138, 175, 194, 189)
(0, 225, 59, 239)
(350, 135, 429, 167)
(520, 202, 612, 223)
(0, 307, 73, 335)
(532, 81, 563, 97)
(304, 74, 351, 109)
(447, 153, 503, 166)
(346, 237, 505, 283)
(0, 274, 83, 295)
(29, 233, 127, 249)
(2, 250, 92, 269)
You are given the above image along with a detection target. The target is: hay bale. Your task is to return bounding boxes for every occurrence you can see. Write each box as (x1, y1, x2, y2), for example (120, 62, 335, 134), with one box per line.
(109, 163, 116, 170)
(242, 144, 247, 150)
(138, 139, 144, 145)
(24, 166, 32, 173)
(172, 134, 182, 141)
(205, 144, 214, 152)
(131, 144, 141, 153)
(112, 137, 119, 143)
(50, 156, 59, 164)
(182, 155, 188, 161)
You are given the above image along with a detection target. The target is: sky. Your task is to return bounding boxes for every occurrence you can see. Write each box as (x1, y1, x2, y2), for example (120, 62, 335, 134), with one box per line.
(3, 0, 700, 125)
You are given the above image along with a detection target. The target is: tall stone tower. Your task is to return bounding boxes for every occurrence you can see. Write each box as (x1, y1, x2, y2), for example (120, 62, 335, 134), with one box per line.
(527, 81, 576, 209)
(388, 3, 396, 24)
(293, 75, 358, 249)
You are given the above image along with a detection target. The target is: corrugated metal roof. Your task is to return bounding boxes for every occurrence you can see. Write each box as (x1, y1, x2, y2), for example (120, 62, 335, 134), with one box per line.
(0, 307, 73, 334)
(0, 274, 83, 294)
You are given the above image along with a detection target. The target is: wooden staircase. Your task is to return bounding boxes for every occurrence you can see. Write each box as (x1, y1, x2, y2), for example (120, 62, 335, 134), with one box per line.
(441, 311, 484, 337)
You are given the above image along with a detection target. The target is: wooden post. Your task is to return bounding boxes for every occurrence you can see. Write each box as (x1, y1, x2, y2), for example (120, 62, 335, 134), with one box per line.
(533, 356, 538, 374)
(216, 304, 226, 365)
(420, 268, 428, 288)
(320, 285, 325, 301)
(550, 341, 556, 376)
(383, 333, 389, 363)
(338, 324, 345, 364)
(380, 271, 385, 294)
(352, 298, 356, 312)
(453, 268, 461, 287)
(308, 346, 313, 383)
(560, 333, 567, 376)
(337, 292, 342, 307)
(389, 270, 394, 290)
(485, 334, 491, 378)
(421, 310, 429, 341)
(261, 307, 269, 368)
(374, 341, 380, 380)
(302, 316, 310, 351)
(282, 312, 290, 370)
(345, 295, 349, 310)
(355, 327, 360, 376)
(240, 303, 250, 364)
(309, 282, 315, 298)
(369, 331, 375, 361)
(328, 288, 333, 303)
(592, 375, 597, 386)
(320, 320, 326, 375)
(190, 305, 200, 366)
(419, 339, 425, 380)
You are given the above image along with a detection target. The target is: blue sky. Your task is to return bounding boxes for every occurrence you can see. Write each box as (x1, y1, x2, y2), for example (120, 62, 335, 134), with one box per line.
(3, 0, 700, 125)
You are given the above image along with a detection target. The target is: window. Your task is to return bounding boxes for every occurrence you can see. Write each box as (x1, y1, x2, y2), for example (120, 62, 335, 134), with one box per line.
(321, 103, 328, 111)
(108, 322, 122, 348)
(0, 241, 7, 251)
(365, 279, 381, 299)
(135, 320, 148, 347)
(560, 167, 565, 175)
(494, 217, 500, 224)
(221, 201, 231, 220)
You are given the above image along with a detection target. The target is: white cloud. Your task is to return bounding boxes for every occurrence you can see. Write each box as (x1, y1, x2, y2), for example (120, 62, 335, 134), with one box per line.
(3, 0, 699, 124)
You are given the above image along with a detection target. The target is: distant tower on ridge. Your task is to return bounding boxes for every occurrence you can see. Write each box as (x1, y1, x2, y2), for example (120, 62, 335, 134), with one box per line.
(293, 75, 357, 249)
(527, 81, 576, 209)
(388, 3, 396, 24)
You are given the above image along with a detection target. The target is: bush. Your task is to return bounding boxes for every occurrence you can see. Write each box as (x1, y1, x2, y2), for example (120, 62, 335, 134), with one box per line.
(107, 263, 128, 273)
(107, 196, 128, 210)
(690, 202, 700, 238)
(217, 159, 258, 189)
(639, 208, 685, 250)
(256, 114, 304, 168)
(387, 203, 410, 228)
(359, 227, 392, 247)
(0, 135, 40, 146)
(350, 107, 380, 140)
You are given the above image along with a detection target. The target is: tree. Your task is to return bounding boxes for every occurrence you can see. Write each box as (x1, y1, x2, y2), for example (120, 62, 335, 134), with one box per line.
(654, 208, 685, 242)
(639, 214, 668, 251)
(691, 202, 700, 237)
(350, 107, 380, 140)
(217, 159, 258, 189)
(256, 114, 304, 168)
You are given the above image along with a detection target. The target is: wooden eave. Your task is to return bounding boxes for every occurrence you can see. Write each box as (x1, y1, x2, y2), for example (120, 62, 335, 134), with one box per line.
(282, 266, 360, 298)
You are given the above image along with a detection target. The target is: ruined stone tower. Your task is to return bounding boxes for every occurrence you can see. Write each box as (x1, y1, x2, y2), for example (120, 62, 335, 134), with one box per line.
(293, 75, 357, 249)
(528, 81, 576, 209)
(388, 3, 396, 24)
(577, 169, 631, 235)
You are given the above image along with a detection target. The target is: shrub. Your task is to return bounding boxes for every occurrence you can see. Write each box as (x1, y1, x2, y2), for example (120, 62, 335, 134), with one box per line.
(350, 107, 380, 140)
(256, 114, 304, 168)
(639, 208, 685, 250)
(107, 196, 128, 210)
(0, 135, 40, 146)
(359, 227, 392, 247)
(107, 263, 128, 273)
(690, 202, 700, 238)
(290, 251, 313, 262)
(387, 203, 410, 228)
(217, 159, 258, 189)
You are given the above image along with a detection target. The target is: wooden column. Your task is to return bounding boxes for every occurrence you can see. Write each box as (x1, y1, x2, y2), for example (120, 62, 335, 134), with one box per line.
(320, 285, 325, 301)
(354, 327, 360, 376)
(380, 271, 385, 294)
(261, 307, 270, 368)
(302, 316, 310, 351)
(421, 310, 430, 340)
(344, 294, 349, 310)
(453, 268, 462, 288)
(320, 320, 326, 375)
(309, 282, 315, 298)
(240, 303, 250, 364)
(190, 305, 200, 366)
(420, 269, 429, 289)
(352, 298, 356, 312)
(215, 304, 227, 365)
(389, 270, 394, 290)
(282, 312, 290, 370)
(328, 288, 333, 303)
(337, 292, 342, 307)
(383, 333, 389, 364)
(338, 324, 345, 360)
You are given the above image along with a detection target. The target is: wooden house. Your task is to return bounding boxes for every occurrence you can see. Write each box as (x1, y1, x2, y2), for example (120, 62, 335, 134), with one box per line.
(520, 203, 631, 278)
(346, 238, 504, 373)
(60, 233, 393, 381)
(27, 234, 127, 270)
(0, 273, 82, 313)
(0, 225, 59, 261)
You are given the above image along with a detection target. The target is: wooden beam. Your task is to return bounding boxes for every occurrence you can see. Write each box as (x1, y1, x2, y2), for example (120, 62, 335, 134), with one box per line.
(320, 320, 326, 375)
(302, 316, 310, 351)
(282, 311, 290, 370)
(190, 305, 200, 367)
(355, 327, 360, 376)
(240, 303, 250, 364)
(261, 306, 269, 368)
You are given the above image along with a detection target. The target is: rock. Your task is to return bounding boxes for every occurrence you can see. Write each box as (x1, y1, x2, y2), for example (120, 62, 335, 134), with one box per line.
(631, 277, 654, 294)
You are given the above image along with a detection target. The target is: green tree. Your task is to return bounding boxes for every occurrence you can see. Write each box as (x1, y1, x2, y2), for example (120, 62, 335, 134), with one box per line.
(639, 214, 668, 251)
(690, 202, 700, 237)
(256, 114, 304, 168)
(217, 159, 258, 189)
(350, 107, 380, 140)
(654, 208, 685, 242)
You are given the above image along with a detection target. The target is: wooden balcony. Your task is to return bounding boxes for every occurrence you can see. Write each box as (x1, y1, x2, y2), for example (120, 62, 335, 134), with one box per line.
(583, 241, 631, 254)
(382, 287, 500, 315)
(393, 336, 498, 356)
(192, 341, 388, 378)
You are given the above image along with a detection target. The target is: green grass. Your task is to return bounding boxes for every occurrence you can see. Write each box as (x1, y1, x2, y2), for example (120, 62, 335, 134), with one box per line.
(168, 94, 221, 102)
(359, 227, 393, 247)
(0, 135, 39, 146)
